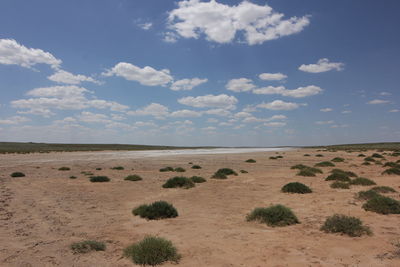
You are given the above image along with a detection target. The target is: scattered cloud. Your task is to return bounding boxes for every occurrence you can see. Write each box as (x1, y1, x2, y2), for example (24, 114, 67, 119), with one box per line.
(77, 111, 109, 123)
(178, 94, 238, 110)
(139, 22, 153, 30)
(315, 120, 334, 125)
(127, 103, 169, 118)
(380, 92, 391, 96)
(258, 72, 287, 81)
(298, 58, 344, 73)
(253, 85, 322, 98)
(226, 78, 255, 92)
(389, 109, 399, 113)
(320, 108, 333, 112)
(170, 109, 202, 117)
(0, 115, 30, 125)
(257, 100, 301, 111)
(166, 0, 310, 45)
(341, 110, 352, 114)
(367, 99, 390, 105)
(331, 124, 349, 128)
(48, 70, 100, 85)
(264, 122, 286, 127)
(170, 77, 207, 91)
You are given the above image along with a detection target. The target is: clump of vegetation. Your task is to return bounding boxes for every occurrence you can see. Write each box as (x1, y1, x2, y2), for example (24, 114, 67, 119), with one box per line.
(71, 240, 106, 253)
(330, 181, 350, 189)
(371, 186, 396, 193)
(315, 154, 324, 157)
(303, 154, 311, 156)
(383, 162, 400, 168)
(81, 171, 93, 176)
(358, 154, 366, 157)
(245, 159, 256, 163)
(58, 167, 70, 171)
(325, 173, 351, 182)
(296, 166, 323, 177)
(362, 196, 400, 214)
(10, 172, 25, 177)
(382, 168, 400, 175)
(269, 156, 278, 160)
(330, 169, 357, 177)
(364, 157, 376, 162)
(69, 176, 77, 179)
(375, 161, 383, 165)
(132, 201, 178, 220)
(357, 190, 382, 200)
(246, 204, 299, 227)
(123, 236, 181, 266)
(174, 167, 186, 172)
(362, 161, 371, 166)
(190, 176, 206, 183)
(291, 164, 308, 170)
(212, 168, 238, 179)
(331, 157, 345, 162)
(350, 177, 376, 186)
(315, 161, 335, 167)
(162, 176, 195, 189)
(191, 165, 202, 169)
(159, 166, 174, 172)
(96, 167, 102, 170)
(372, 153, 384, 158)
(90, 176, 110, 182)
(276, 155, 283, 159)
(240, 170, 248, 173)
(320, 214, 371, 237)
(125, 175, 143, 181)
(111, 166, 124, 170)
(281, 182, 312, 194)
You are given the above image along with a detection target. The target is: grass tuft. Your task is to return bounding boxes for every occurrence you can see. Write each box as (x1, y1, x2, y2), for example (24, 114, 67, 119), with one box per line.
(247, 204, 299, 227)
(162, 176, 195, 189)
(350, 177, 376, 186)
(69, 176, 77, 179)
(315, 161, 335, 167)
(212, 168, 237, 179)
(159, 166, 174, 172)
(245, 159, 256, 163)
(371, 186, 396, 193)
(191, 165, 202, 169)
(124, 175, 143, 181)
(90, 176, 110, 182)
(71, 240, 106, 253)
(281, 182, 312, 194)
(325, 172, 351, 182)
(190, 176, 206, 183)
(382, 168, 400, 175)
(10, 172, 25, 177)
(330, 181, 350, 189)
(58, 167, 70, 171)
(372, 153, 384, 158)
(362, 196, 400, 214)
(240, 170, 248, 173)
(320, 214, 371, 237)
(111, 166, 124, 170)
(331, 157, 345, 162)
(132, 201, 178, 220)
(330, 169, 357, 177)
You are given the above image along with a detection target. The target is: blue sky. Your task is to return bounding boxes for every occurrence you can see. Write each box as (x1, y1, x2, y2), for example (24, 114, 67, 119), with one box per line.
(0, 0, 399, 146)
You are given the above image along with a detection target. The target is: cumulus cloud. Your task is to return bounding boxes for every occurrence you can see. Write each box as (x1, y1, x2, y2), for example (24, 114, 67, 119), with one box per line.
(170, 78, 208, 91)
(341, 110, 352, 114)
(367, 99, 390, 105)
(203, 108, 232, 117)
(139, 22, 153, 30)
(166, 0, 310, 45)
(380, 92, 391, 96)
(0, 115, 30, 125)
(389, 109, 399, 113)
(258, 72, 287, 81)
(315, 120, 334, 125)
(242, 114, 286, 124)
(170, 109, 202, 117)
(320, 108, 333, 112)
(253, 85, 322, 98)
(264, 122, 286, 127)
(127, 103, 169, 118)
(0, 38, 61, 69)
(298, 58, 344, 73)
(178, 94, 238, 110)
(226, 78, 255, 92)
(103, 62, 173, 86)
(257, 100, 301, 110)
(48, 70, 100, 85)
(78, 111, 109, 123)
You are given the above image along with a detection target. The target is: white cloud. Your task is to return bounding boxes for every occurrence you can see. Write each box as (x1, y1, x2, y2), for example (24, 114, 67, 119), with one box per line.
(170, 109, 202, 117)
(163, 32, 179, 43)
(27, 85, 90, 98)
(320, 108, 333, 112)
(253, 85, 322, 98)
(380, 92, 391, 96)
(0, 38, 61, 69)
(257, 100, 301, 110)
(389, 109, 399, 113)
(341, 110, 352, 114)
(166, 0, 310, 45)
(48, 70, 100, 85)
(139, 22, 153, 30)
(178, 94, 238, 110)
(17, 108, 55, 117)
(234, 111, 252, 118)
(331, 124, 349, 128)
(170, 78, 208, 91)
(226, 78, 255, 92)
(207, 118, 218, 123)
(264, 122, 286, 127)
(258, 72, 287, 81)
(103, 62, 173, 86)
(203, 108, 232, 117)
(367, 99, 389, 105)
(315, 120, 334, 125)
(128, 103, 169, 118)
(78, 111, 109, 123)
(0, 116, 30, 125)
(243, 116, 265, 123)
(134, 121, 157, 127)
(298, 58, 344, 73)
(242, 114, 286, 123)
(266, 115, 287, 121)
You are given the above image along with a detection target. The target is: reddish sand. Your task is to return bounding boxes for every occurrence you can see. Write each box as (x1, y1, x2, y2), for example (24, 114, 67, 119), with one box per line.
(0, 149, 399, 266)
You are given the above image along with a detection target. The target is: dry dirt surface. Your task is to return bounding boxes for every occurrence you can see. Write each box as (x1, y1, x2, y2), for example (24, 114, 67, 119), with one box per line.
(0, 149, 400, 267)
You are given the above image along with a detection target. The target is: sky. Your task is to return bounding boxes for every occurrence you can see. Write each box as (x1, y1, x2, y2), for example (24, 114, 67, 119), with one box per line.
(0, 0, 399, 147)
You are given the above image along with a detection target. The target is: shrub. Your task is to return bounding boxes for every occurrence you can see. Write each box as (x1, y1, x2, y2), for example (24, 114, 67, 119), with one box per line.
(331, 157, 345, 162)
(362, 196, 400, 214)
(214, 168, 237, 176)
(90, 176, 110, 182)
(315, 154, 324, 157)
(81, 171, 93, 176)
(371, 186, 396, 193)
(364, 157, 375, 162)
(315, 161, 335, 167)
(362, 161, 371, 166)
(330, 169, 357, 177)
(383, 162, 400, 168)
(281, 182, 312, 194)
(325, 173, 351, 182)
(297, 169, 316, 177)
(269, 156, 278, 160)
(350, 177, 376, 186)
(291, 164, 308, 170)
(357, 190, 382, 200)
(303, 154, 311, 156)
(320, 214, 371, 237)
(190, 176, 206, 183)
(162, 177, 195, 189)
(132, 201, 178, 220)
(124, 236, 181, 265)
(212, 172, 227, 179)
(245, 159, 256, 163)
(10, 172, 25, 177)
(58, 167, 70, 171)
(382, 168, 400, 175)
(358, 154, 366, 157)
(240, 170, 248, 173)
(191, 165, 202, 169)
(375, 161, 383, 165)
(125, 175, 143, 181)
(246, 204, 299, 227)
(276, 155, 283, 159)
(174, 167, 186, 172)
(71, 240, 106, 253)
(69, 176, 77, 179)
(111, 166, 124, 170)
(372, 153, 384, 158)
(159, 166, 174, 172)
(96, 167, 102, 170)
(330, 181, 350, 189)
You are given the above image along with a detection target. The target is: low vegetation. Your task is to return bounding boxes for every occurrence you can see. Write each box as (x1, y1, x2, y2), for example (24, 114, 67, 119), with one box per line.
(325, 173, 351, 182)
(58, 167, 70, 171)
(330, 181, 350, 189)
(371, 186, 396, 193)
(383, 162, 400, 168)
(315, 161, 335, 167)
(331, 157, 345, 162)
(81, 171, 93, 176)
(281, 182, 312, 194)
(362, 196, 400, 214)
(356, 190, 382, 200)
(364, 157, 376, 162)
(190, 176, 206, 183)
(330, 169, 357, 177)
(320, 214, 371, 237)
(123, 236, 181, 266)
(174, 167, 186, 172)
(245, 159, 256, 163)
(132, 201, 178, 220)
(162, 176, 195, 189)
(290, 164, 308, 170)
(191, 165, 202, 169)
(247, 205, 299, 227)
(303, 154, 311, 156)
(362, 161, 371, 166)
(111, 166, 124, 170)
(358, 154, 366, 157)
(350, 177, 376, 186)
(382, 168, 400, 175)
(90, 176, 110, 182)
(71, 240, 106, 253)
(124, 175, 143, 181)
(212, 168, 238, 179)
(10, 172, 25, 177)
(240, 170, 248, 173)
(69, 176, 77, 179)
(372, 153, 384, 158)
(315, 154, 324, 157)
(159, 166, 174, 172)
(296, 166, 322, 177)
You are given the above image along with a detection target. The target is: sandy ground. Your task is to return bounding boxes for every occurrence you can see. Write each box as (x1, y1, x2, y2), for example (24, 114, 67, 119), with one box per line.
(0, 148, 400, 267)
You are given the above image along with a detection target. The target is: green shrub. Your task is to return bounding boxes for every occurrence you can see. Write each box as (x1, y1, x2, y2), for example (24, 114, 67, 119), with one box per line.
(320, 214, 371, 237)
(90, 176, 110, 182)
(291, 164, 308, 170)
(132, 201, 178, 220)
(212, 172, 227, 179)
(159, 167, 174, 172)
(245, 159, 256, 163)
(362, 161, 371, 166)
(81, 171, 93, 176)
(315, 154, 324, 157)
(358, 154, 366, 157)
(125, 175, 143, 181)
(246, 204, 299, 227)
(269, 156, 278, 159)
(325, 173, 351, 182)
(350, 177, 376, 186)
(330, 169, 357, 177)
(297, 169, 316, 177)
(71, 240, 106, 253)
(240, 170, 248, 173)
(371, 186, 396, 193)
(372, 153, 384, 158)
(191, 165, 202, 169)
(276, 155, 283, 159)
(190, 176, 206, 183)
(111, 166, 124, 170)
(331, 157, 345, 162)
(174, 167, 186, 172)
(10, 172, 25, 177)
(315, 161, 335, 167)
(382, 168, 400, 175)
(357, 190, 382, 200)
(69, 176, 77, 179)
(96, 167, 102, 170)
(362, 196, 400, 214)
(364, 157, 375, 162)
(375, 161, 383, 165)
(162, 177, 195, 189)
(124, 236, 181, 265)
(330, 181, 350, 189)
(281, 182, 312, 194)
(383, 162, 400, 168)
(212, 168, 237, 179)
(58, 167, 70, 171)
(303, 154, 311, 156)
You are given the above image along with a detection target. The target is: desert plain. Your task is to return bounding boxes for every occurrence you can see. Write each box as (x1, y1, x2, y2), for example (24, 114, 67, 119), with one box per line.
(0, 148, 400, 267)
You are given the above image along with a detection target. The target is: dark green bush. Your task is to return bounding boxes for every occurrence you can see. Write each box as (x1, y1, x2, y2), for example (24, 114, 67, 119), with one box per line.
(71, 240, 106, 253)
(371, 186, 396, 193)
(245, 159, 256, 163)
(361, 161, 371, 166)
(81, 171, 93, 176)
(240, 170, 248, 173)
(330, 169, 357, 177)
(10, 172, 25, 177)
(90, 176, 110, 182)
(124, 236, 181, 265)
(383, 162, 400, 168)
(190, 176, 206, 183)
(358, 154, 366, 157)
(291, 164, 308, 170)
(364, 157, 375, 162)
(159, 166, 174, 172)
(96, 167, 102, 170)
(269, 156, 278, 159)
(111, 166, 124, 170)
(281, 182, 312, 194)
(297, 169, 316, 177)
(213, 168, 237, 177)
(246, 204, 299, 227)
(350, 177, 376, 186)
(132, 201, 178, 220)
(382, 168, 400, 175)
(69, 176, 77, 179)
(58, 167, 70, 171)
(325, 173, 351, 182)
(125, 175, 143, 181)
(162, 177, 195, 189)
(211, 172, 227, 179)
(320, 214, 371, 237)
(330, 181, 350, 189)
(315, 154, 324, 157)
(372, 153, 384, 158)
(331, 157, 345, 162)
(174, 167, 186, 172)
(191, 165, 202, 169)
(276, 155, 283, 159)
(303, 154, 311, 156)
(362, 196, 400, 214)
(315, 161, 335, 167)
(357, 190, 382, 200)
